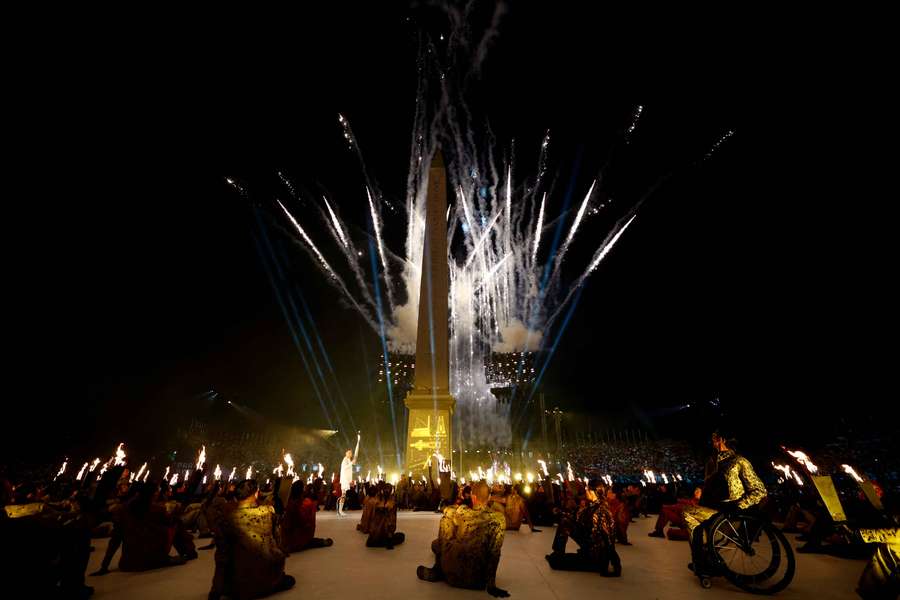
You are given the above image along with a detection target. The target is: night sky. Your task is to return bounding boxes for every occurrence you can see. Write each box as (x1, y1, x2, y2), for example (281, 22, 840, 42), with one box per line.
(6, 5, 895, 460)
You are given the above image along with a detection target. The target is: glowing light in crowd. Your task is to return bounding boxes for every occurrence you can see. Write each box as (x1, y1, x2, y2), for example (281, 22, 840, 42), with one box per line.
(772, 463, 792, 479)
(245, 466, 253, 480)
(196, 445, 207, 471)
(89, 458, 101, 472)
(134, 462, 147, 482)
(112, 443, 127, 467)
(842, 464, 864, 483)
(786, 449, 818, 473)
(163, 467, 170, 481)
(75, 462, 89, 481)
(273, 464, 284, 477)
(184, 469, 190, 481)
(228, 467, 237, 481)
(538, 460, 549, 477)
(55, 459, 67, 480)
(526, 472, 535, 483)
(170, 473, 179, 486)
(283, 454, 296, 477)
(566, 462, 575, 482)
(214, 464, 223, 481)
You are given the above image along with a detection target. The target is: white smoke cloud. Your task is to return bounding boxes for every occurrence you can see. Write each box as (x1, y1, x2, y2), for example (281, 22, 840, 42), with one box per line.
(492, 319, 543, 353)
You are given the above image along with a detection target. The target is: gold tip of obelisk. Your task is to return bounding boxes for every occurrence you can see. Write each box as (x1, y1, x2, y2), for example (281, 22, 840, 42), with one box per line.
(431, 149, 445, 169)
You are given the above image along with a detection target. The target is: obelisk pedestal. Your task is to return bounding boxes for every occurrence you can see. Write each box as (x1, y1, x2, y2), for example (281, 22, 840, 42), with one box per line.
(404, 150, 455, 474)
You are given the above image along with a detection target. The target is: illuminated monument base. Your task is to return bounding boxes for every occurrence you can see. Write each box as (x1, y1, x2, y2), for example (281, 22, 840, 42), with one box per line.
(404, 393, 453, 472)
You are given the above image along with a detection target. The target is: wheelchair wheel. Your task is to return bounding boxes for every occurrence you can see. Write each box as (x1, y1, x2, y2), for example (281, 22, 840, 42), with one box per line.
(707, 513, 795, 595)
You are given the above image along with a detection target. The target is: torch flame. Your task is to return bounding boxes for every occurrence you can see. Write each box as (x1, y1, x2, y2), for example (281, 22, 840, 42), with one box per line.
(163, 466, 170, 481)
(841, 464, 864, 483)
(273, 464, 284, 477)
(75, 462, 89, 481)
(283, 453, 295, 477)
(772, 463, 792, 479)
(112, 443, 127, 467)
(526, 472, 535, 483)
(134, 462, 147, 482)
(89, 458, 101, 472)
(785, 449, 818, 473)
(538, 460, 549, 477)
(55, 459, 68, 480)
(245, 466, 253, 480)
(170, 473, 179, 486)
(566, 462, 575, 481)
(213, 464, 222, 481)
(196, 445, 207, 471)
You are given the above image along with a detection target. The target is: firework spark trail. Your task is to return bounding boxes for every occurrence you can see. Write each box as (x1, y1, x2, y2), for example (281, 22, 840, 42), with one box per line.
(277, 200, 378, 331)
(545, 213, 638, 330)
(552, 179, 597, 279)
(531, 192, 546, 264)
(278, 200, 337, 277)
(323, 196, 348, 248)
(366, 186, 395, 314)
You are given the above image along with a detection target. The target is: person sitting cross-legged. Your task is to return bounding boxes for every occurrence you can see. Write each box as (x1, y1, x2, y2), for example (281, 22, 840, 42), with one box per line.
(417, 480, 510, 597)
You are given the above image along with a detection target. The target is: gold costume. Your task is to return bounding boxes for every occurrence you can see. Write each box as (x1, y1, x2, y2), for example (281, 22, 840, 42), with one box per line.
(684, 449, 767, 536)
(211, 504, 288, 600)
(857, 528, 899, 599)
(433, 504, 505, 589)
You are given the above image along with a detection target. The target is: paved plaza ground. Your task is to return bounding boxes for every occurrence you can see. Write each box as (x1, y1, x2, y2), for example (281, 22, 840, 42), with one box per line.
(85, 510, 865, 599)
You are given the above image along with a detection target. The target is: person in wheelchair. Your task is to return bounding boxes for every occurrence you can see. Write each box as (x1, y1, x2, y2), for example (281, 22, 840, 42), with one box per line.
(684, 429, 768, 577)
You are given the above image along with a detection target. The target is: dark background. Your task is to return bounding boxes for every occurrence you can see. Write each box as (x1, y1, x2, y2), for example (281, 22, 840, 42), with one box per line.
(5, 4, 895, 463)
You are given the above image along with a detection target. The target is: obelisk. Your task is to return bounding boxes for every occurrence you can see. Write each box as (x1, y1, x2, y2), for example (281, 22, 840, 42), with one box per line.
(404, 150, 455, 473)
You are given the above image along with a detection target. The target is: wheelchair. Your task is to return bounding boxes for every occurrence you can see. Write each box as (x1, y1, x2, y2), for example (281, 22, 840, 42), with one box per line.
(692, 511, 796, 594)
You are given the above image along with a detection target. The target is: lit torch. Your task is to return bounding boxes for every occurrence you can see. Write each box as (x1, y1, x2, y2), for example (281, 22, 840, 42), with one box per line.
(170, 473, 179, 486)
(566, 462, 575, 482)
(213, 464, 222, 481)
(134, 462, 147, 482)
(785, 448, 819, 474)
(196, 445, 207, 471)
(55, 459, 68, 480)
(75, 462, 89, 481)
(112, 443, 127, 467)
(841, 464, 864, 483)
(88, 458, 101, 473)
(538, 460, 549, 477)
(228, 467, 237, 481)
(245, 466, 253, 480)
(283, 453, 295, 478)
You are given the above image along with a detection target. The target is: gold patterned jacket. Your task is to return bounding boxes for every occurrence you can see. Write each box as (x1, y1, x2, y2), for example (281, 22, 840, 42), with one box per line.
(211, 504, 287, 600)
(437, 504, 505, 590)
(706, 449, 767, 510)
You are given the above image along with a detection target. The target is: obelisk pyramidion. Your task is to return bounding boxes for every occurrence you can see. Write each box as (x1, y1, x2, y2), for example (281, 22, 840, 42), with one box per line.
(404, 150, 455, 473)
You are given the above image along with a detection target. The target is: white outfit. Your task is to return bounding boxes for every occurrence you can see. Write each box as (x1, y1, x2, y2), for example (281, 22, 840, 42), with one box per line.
(340, 457, 353, 490)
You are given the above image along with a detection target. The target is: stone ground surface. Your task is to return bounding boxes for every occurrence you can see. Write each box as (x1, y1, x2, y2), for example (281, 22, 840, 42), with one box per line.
(85, 510, 865, 599)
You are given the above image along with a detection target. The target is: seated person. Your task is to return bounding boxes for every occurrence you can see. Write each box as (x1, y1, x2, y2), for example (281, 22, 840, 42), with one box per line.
(209, 480, 295, 600)
(366, 484, 405, 549)
(546, 483, 621, 577)
(94, 482, 195, 574)
(282, 480, 333, 553)
(417, 481, 509, 597)
(605, 486, 631, 545)
(504, 486, 536, 532)
(649, 487, 702, 538)
(357, 484, 380, 534)
(683, 431, 767, 577)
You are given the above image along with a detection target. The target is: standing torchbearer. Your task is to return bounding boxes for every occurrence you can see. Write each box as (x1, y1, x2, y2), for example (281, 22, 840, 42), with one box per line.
(338, 433, 361, 517)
